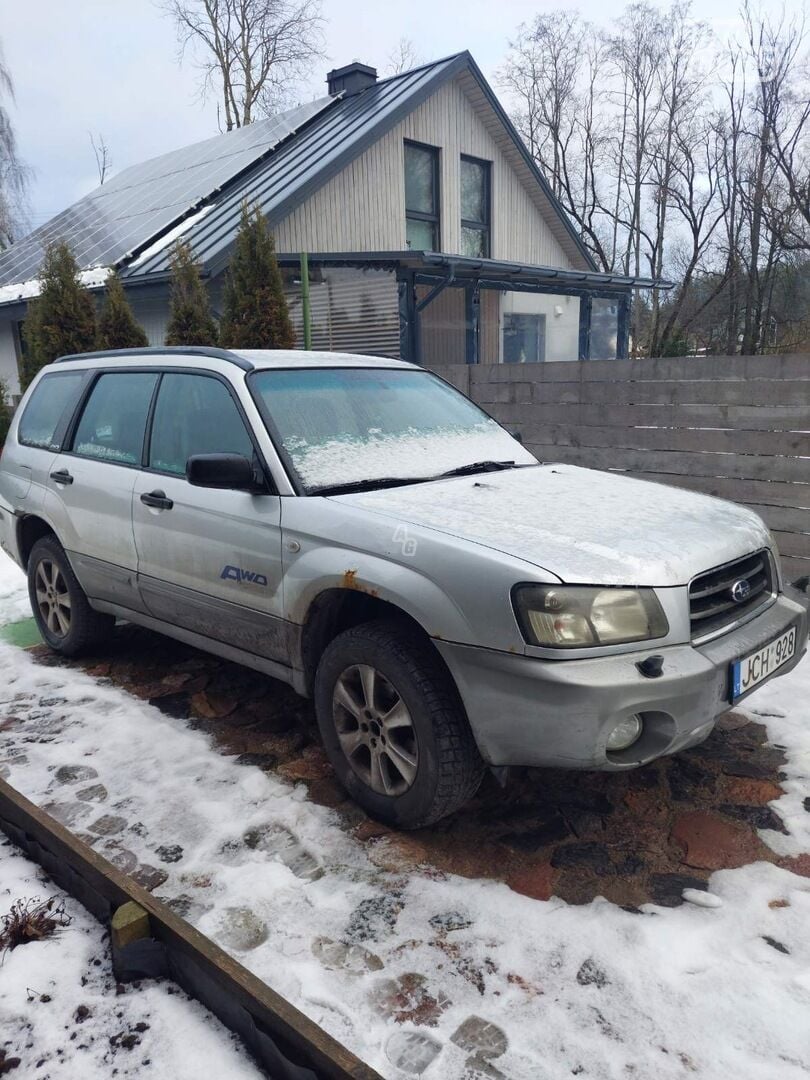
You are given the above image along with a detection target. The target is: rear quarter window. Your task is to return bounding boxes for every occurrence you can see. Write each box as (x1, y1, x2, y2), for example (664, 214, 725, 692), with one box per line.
(18, 372, 86, 451)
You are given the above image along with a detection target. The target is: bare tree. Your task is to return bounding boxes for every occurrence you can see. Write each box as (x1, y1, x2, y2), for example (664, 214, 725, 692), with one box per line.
(500, 13, 613, 269)
(739, 2, 805, 352)
(89, 132, 111, 185)
(645, 2, 708, 354)
(0, 40, 30, 247)
(385, 38, 422, 76)
(160, 0, 326, 129)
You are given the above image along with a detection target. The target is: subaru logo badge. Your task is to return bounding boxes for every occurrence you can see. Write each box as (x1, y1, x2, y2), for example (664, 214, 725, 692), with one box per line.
(731, 578, 751, 604)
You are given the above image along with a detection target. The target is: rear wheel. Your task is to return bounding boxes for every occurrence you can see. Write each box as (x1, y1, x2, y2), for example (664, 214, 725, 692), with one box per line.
(27, 536, 114, 656)
(314, 620, 485, 828)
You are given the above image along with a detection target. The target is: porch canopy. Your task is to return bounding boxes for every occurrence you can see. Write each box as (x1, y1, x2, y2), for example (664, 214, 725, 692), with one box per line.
(277, 250, 670, 364)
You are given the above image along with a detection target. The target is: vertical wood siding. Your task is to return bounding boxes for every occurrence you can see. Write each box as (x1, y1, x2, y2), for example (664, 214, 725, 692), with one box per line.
(273, 78, 575, 269)
(417, 285, 466, 365)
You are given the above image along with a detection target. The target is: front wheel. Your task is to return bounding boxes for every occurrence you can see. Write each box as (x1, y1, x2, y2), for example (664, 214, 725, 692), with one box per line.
(314, 620, 485, 828)
(27, 536, 114, 656)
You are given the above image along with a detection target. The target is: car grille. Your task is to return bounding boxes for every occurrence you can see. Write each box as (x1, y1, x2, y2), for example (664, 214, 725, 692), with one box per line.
(689, 550, 774, 642)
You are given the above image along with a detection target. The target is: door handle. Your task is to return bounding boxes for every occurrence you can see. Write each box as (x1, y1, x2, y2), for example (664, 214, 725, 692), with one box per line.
(50, 469, 74, 486)
(140, 490, 173, 510)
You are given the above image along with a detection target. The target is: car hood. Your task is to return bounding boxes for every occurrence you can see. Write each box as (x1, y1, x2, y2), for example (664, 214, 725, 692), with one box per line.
(335, 464, 773, 586)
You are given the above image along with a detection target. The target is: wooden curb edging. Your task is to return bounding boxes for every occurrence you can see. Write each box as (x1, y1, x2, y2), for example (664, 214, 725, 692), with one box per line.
(0, 776, 383, 1080)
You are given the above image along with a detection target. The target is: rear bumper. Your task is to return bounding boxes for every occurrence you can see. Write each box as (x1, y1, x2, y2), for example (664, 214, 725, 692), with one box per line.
(435, 590, 808, 770)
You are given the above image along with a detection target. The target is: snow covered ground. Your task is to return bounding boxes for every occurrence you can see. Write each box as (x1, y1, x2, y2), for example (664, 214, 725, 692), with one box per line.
(1, 549, 810, 1079)
(0, 842, 260, 1078)
(0, 559, 261, 1077)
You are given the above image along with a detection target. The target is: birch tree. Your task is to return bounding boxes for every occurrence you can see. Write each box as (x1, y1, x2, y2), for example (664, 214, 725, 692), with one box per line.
(0, 40, 29, 247)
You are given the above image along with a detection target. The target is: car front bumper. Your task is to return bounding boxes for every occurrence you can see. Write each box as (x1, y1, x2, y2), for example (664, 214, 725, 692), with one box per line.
(435, 590, 808, 770)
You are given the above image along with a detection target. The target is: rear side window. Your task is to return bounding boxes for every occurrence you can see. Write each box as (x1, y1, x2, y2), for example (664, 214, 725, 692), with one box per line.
(149, 372, 254, 476)
(72, 372, 158, 465)
(18, 372, 85, 450)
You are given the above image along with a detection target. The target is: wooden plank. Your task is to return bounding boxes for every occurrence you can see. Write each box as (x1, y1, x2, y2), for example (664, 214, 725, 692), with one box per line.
(781, 554, 810, 583)
(746, 504, 810, 535)
(486, 400, 810, 432)
(466, 354, 810, 386)
(538, 379, 810, 407)
(475, 373, 810, 406)
(524, 442, 810, 484)
(518, 423, 810, 458)
(771, 530, 810, 559)
(521, 452, 810, 511)
(0, 777, 381, 1080)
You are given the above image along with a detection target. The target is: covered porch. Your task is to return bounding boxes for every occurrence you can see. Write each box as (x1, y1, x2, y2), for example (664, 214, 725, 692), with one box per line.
(278, 251, 665, 366)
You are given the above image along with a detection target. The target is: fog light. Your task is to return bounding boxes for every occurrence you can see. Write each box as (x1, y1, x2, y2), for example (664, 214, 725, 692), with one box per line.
(606, 715, 643, 752)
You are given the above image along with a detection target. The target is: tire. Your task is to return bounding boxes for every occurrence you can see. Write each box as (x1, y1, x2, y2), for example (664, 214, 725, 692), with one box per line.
(314, 619, 485, 829)
(27, 536, 115, 657)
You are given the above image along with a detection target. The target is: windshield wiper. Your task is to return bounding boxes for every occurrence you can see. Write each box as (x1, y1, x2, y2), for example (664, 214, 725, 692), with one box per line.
(311, 461, 534, 497)
(437, 460, 523, 479)
(309, 475, 437, 497)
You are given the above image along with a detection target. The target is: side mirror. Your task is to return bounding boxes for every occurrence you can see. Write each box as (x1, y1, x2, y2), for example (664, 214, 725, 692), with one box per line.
(186, 453, 258, 491)
(511, 430, 524, 444)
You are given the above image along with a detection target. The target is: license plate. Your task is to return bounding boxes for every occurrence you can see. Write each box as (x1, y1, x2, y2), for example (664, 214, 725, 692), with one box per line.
(731, 627, 797, 702)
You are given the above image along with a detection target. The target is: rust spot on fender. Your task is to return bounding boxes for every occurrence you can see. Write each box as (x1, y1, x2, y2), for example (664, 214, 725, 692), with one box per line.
(342, 569, 360, 589)
(341, 569, 379, 597)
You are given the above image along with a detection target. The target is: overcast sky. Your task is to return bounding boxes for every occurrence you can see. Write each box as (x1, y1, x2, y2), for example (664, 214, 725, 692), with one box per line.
(2, 0, 803, 228)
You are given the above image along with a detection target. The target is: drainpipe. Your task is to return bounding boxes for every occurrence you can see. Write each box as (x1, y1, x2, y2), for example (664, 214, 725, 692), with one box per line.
(300, 252, 312, 350)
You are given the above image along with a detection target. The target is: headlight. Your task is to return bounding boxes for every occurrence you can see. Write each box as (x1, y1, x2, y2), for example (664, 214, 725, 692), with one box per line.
(512, 584, 669, 648)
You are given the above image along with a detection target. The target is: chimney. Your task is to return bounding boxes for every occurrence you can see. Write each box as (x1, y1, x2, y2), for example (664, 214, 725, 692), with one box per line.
(326, 62, 378, 97)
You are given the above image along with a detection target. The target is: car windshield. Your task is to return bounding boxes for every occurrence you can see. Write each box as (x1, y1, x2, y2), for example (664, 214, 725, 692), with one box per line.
(249, 366, 537, 494)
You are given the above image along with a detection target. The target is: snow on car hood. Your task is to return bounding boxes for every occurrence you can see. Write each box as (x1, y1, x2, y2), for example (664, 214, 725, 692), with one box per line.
(337, 463, 773, 586)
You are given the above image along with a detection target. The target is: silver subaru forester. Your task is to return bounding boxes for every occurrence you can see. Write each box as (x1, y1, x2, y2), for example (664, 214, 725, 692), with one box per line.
(1, 347, 806, 827)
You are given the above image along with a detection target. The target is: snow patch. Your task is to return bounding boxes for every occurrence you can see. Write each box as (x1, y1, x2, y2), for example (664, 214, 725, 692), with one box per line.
(0, 266, 110, 306)
(128, 204, 214, 268)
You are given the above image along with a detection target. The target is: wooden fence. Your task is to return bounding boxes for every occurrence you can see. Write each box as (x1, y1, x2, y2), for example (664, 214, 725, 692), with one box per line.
(431, 354, 810, 584)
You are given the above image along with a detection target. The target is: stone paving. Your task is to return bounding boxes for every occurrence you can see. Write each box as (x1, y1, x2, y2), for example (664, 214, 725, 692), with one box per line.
(31, 623, 810, 909)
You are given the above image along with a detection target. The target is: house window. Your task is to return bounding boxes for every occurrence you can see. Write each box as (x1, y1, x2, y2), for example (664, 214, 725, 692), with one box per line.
(404, 141, 440, 250)
(503, 313, 546, 363)
(460, 156, 490, 258)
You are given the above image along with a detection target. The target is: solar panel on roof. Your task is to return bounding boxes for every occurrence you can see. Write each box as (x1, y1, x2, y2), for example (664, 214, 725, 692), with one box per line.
(0, 96, 333, 288)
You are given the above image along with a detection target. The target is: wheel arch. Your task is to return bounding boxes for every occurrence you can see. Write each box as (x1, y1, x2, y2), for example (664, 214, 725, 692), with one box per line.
(299, 588, 447, 697)
(16, 514, 59, 569)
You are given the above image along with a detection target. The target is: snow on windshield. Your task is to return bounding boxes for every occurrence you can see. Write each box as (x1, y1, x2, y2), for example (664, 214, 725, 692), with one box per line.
(285, 423, 533, 489)
(251, 367, 536, 491)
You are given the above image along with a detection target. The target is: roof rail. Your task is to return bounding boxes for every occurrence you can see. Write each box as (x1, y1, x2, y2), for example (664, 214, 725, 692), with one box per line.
(54, 346, 253, 371)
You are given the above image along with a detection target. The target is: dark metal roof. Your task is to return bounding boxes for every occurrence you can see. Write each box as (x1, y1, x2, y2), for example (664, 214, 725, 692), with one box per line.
(129, 55, 467, 277)
(0, 97, 332, 289)
(275, 250, 672, 291)
(128, 52, 599, 279)
(0, 50, 603, 305)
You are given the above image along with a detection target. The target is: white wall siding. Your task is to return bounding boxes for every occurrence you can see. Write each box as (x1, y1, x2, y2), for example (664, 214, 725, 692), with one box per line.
(130, 297, 169, 347)
(501, 290, 580, 363)
(274, 78, 576, 270)
(0, 320, 20, 397)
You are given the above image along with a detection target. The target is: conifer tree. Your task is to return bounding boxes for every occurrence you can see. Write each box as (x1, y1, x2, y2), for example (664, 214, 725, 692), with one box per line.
(97, 270, 149, 350)
(219, 203, 295, 349)
(165, 240, 219, 346)
(22, 240, 97, 388)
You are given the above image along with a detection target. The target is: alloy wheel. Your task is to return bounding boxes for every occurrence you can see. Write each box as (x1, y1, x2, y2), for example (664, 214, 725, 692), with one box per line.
(333, 664, 418, 796)
(35, 559, 71, 638)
